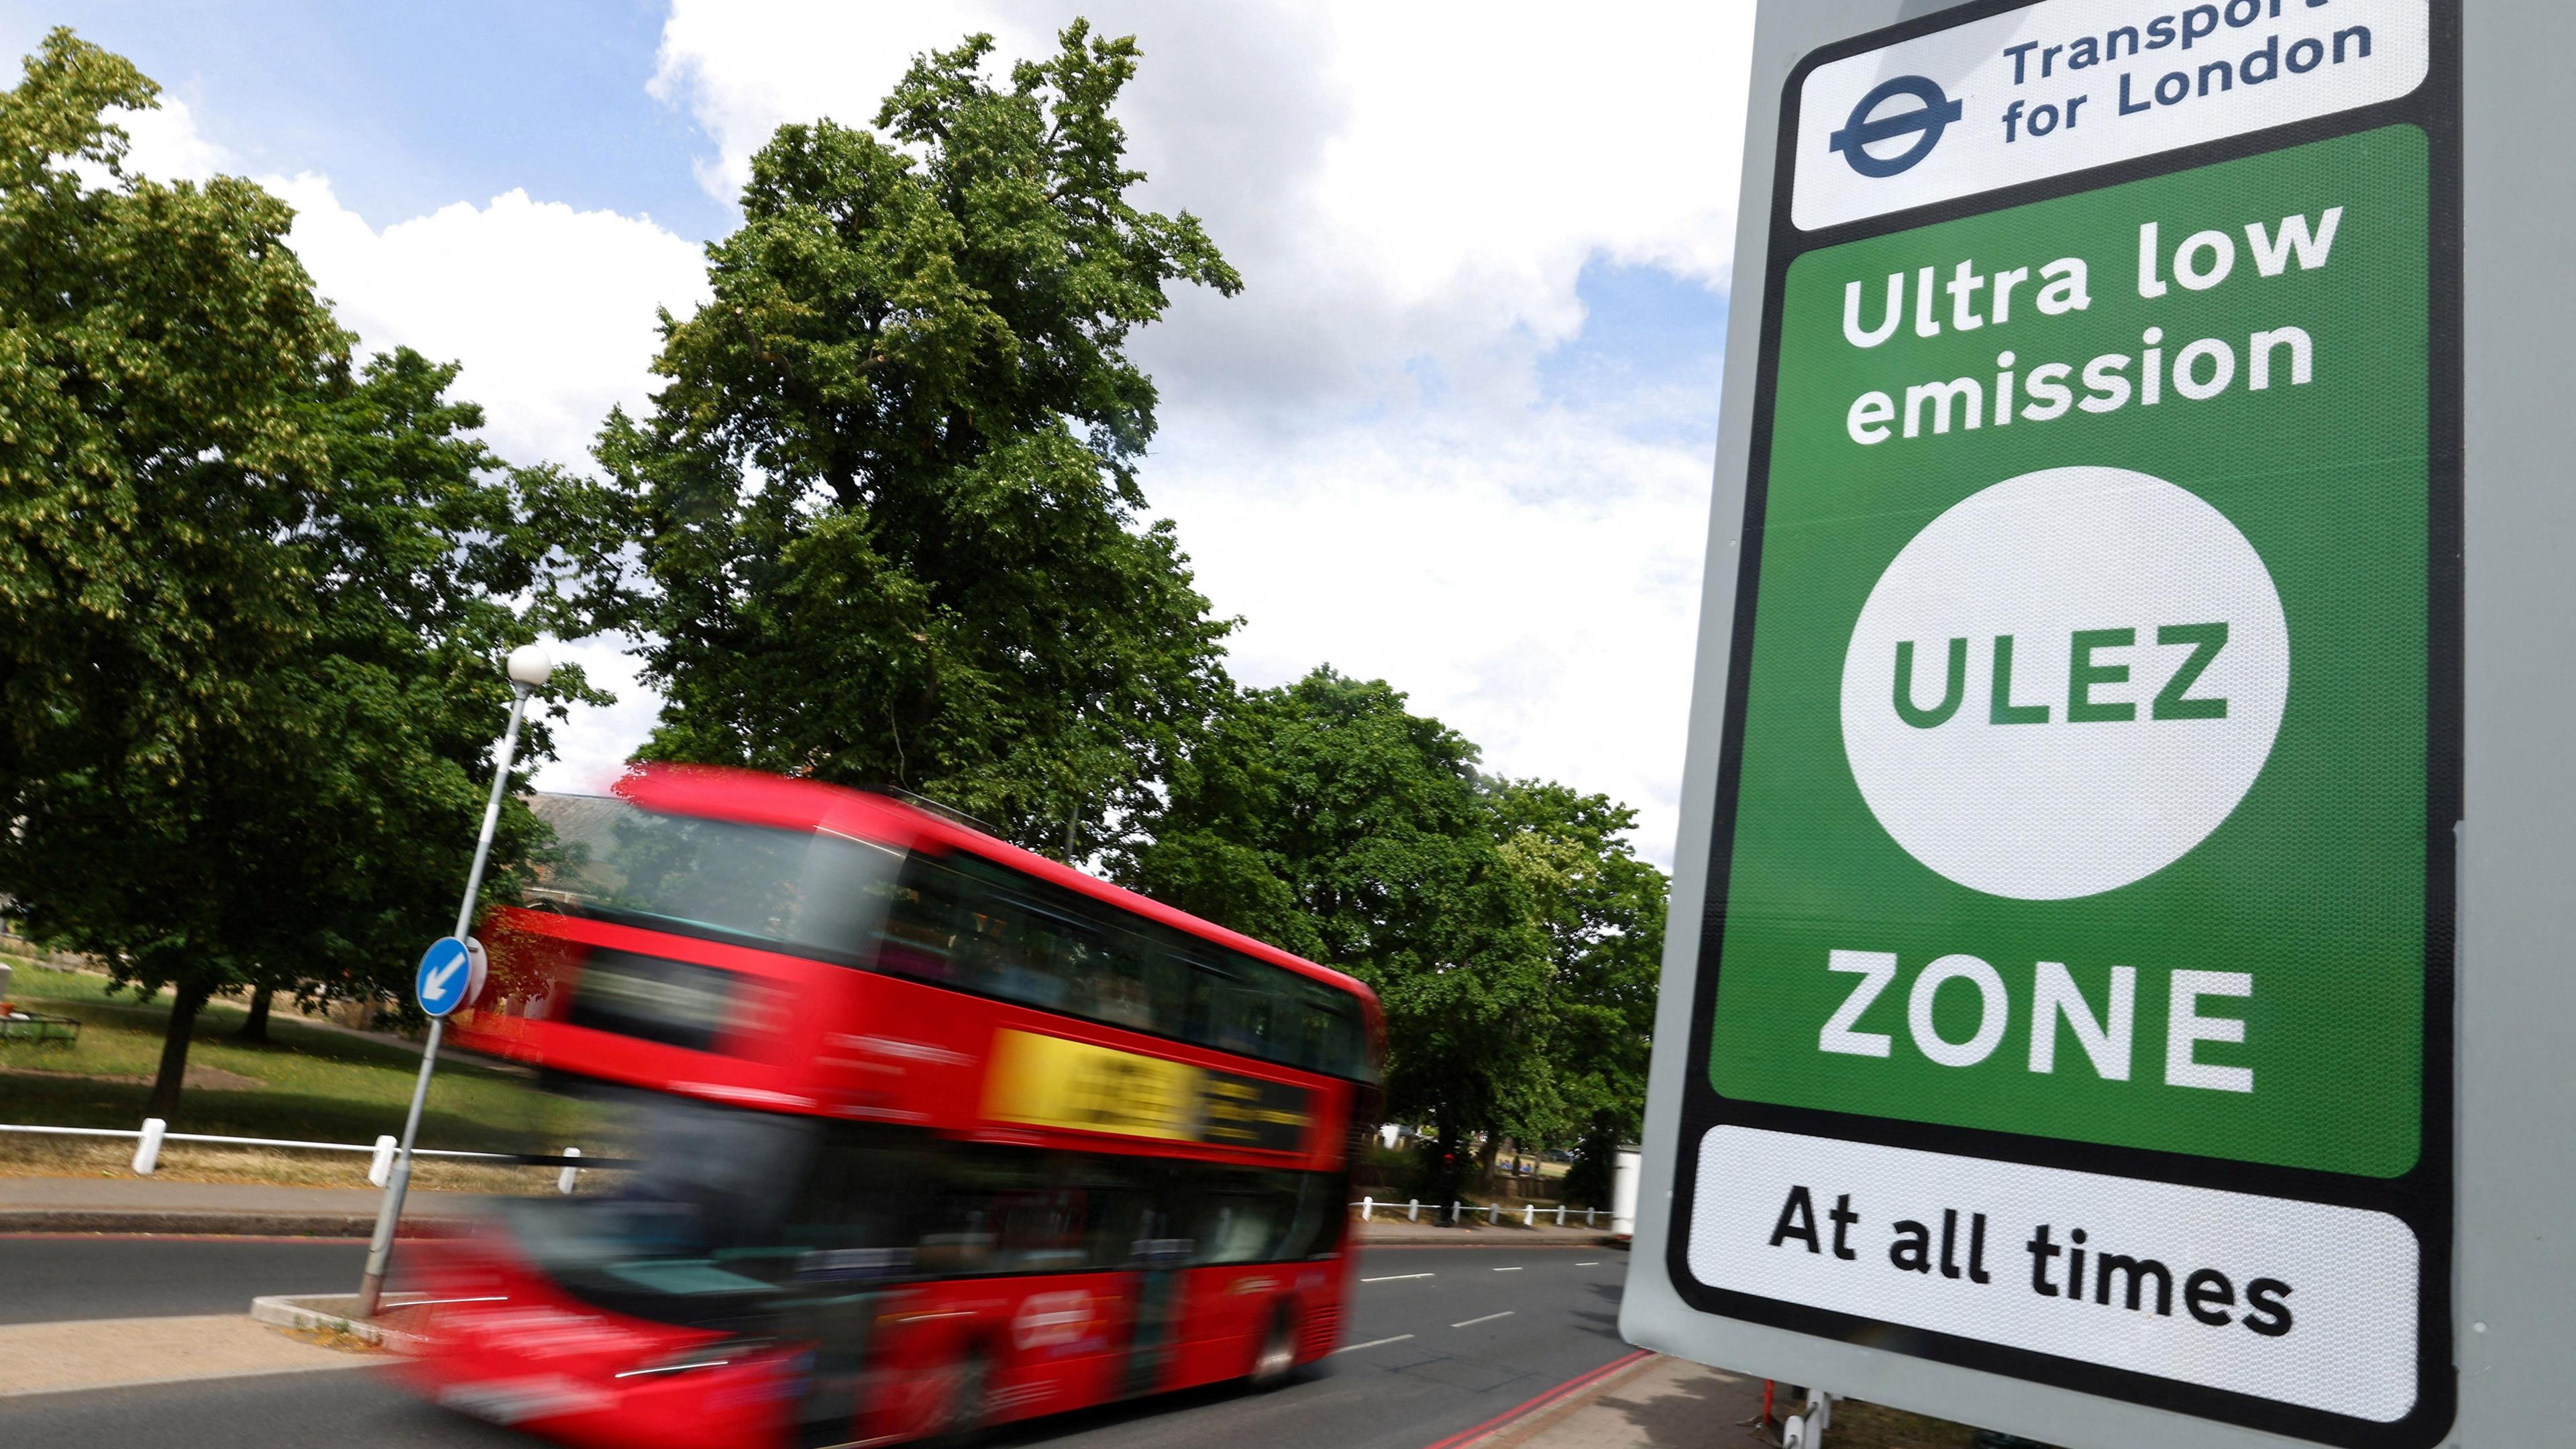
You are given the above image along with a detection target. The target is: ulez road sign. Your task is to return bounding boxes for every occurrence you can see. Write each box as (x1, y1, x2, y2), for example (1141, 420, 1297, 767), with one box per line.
(1619, 3, 2506, 1447)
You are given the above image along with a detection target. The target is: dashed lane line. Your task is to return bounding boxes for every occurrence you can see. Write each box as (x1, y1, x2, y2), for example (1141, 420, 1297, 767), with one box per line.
(1361, 1273, 1438, 1282)
(1450, 1310, 1516, 1329)
(1491, 1266, 1523, 1272)
(1332, 1334, 1417, 1354)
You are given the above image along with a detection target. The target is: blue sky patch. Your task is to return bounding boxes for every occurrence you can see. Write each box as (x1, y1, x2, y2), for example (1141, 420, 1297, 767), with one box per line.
(0, 0, 730, 236)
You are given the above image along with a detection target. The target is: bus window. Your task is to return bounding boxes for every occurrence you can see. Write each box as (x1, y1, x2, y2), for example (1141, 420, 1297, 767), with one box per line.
(1177, 1167, 1315, 1266)
(867, 849, 1377, 1083)
(1075, 932, 1159, 1032)
(1173, 953, 1228, 1046)
(874, 865, 965, 983)
(1214, 973, 1274, 1057)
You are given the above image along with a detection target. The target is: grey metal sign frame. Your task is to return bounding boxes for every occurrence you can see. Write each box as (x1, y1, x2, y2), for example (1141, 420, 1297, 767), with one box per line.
(1621, 2, 2574, 1446)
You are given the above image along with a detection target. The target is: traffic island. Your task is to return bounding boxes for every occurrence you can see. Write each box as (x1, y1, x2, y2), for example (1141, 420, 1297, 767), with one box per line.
(251, 1292, 431, 1350)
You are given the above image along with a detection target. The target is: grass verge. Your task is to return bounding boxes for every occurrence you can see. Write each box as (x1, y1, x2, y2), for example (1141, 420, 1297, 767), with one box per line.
(0, 965, 590, 1163)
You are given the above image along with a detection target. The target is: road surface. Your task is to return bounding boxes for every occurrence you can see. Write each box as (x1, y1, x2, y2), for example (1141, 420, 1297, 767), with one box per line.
(0, 1240, 1633, 1449)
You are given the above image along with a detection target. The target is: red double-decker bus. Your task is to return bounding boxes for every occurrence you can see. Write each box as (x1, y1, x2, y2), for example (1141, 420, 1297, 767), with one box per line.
(399, 764, 1382, 1448)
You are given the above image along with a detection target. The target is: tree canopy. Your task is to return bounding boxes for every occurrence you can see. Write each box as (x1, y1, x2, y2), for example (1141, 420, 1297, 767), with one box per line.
(584, 21, 1241, 857)
(0, 31, 591, 1117)
(1486, 777, 1666, 1203)
(1123, 667, 1666, 1205)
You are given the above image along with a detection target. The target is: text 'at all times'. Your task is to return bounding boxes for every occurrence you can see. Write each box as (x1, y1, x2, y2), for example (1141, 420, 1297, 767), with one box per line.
(1766, 1186, 2297, 1337)
(1841, 206, 2343, 447)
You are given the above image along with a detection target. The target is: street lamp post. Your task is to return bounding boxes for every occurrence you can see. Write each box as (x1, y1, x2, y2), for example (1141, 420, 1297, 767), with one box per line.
(355, 643, 553, 1319)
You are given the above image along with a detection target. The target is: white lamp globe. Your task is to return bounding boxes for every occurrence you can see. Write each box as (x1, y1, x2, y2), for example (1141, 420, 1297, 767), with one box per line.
(505, 643, 555, 689)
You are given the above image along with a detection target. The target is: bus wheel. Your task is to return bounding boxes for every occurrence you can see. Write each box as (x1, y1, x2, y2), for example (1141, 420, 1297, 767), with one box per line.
(1248, 1312, 1297, 1391)
(930, 1350, 991, 1445)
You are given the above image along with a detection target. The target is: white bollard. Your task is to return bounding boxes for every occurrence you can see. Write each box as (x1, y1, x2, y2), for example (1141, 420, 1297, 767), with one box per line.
(557, 1146, 582, 1195)
(1407, 1198, 1420, 1222)
(368, 1135, 398, 1188)
(1790, 1390, 1833, 1446)
(1556, 1204, 1567, 1226)
(1361, 1196, 1374, 1222)
(131, 1117, 166, 1175)
(1487, 1203, 1501, 1225)
(1523, 1203, 1536, 1226)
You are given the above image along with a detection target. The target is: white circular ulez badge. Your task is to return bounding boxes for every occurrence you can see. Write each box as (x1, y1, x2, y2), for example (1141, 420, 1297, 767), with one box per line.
(1841, 466, 2289, 900)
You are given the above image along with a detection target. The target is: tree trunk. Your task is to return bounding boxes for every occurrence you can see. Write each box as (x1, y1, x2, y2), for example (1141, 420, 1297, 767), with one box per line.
(146, 981, 212, 1122)
(1477, 1133, 1504, 1196)
(239, 985, 272, 1042)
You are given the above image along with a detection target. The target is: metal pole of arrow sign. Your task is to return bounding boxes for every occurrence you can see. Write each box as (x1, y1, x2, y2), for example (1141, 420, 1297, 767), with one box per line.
(356, 643, 553, 1319)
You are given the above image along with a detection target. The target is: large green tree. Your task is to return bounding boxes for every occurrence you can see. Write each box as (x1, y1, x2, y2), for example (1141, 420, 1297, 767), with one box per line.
(1123, 668, 1561, 1210)
(1126, 671, 1670, 1210)
(584, 23, 1239, 853)
(1488, 779, 1666, 1205)
(0, 33, 590, 1119)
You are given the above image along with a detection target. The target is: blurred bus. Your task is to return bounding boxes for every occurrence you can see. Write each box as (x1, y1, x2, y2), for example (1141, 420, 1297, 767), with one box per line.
(400, 764, 1383, 1448)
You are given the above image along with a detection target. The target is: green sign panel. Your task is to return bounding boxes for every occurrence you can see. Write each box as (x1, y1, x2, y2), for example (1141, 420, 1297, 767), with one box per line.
(1662, 3, 2457, 1446)
(1711, 127, 2427, 1176)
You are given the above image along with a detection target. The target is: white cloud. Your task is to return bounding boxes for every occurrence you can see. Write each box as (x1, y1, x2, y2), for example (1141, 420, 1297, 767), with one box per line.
(109, 95, 227, 181)
(1157, 398, 1714, 853)
(268, 178, 708, 470)
(531, 638, 663, 797)
(109, 87, 707, 489)
(649, 1, 1755, 861)
(651, 2, 1749, 413)
(104, 93, 708, 793)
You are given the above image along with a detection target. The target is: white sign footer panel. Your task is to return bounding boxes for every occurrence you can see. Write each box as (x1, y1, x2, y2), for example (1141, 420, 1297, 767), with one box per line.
(1687, 1126, 2418, 1421)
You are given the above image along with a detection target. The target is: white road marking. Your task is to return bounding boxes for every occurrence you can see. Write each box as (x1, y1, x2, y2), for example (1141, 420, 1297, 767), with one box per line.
(1332, 1334, 1417, 1354)
(1576, 1261, 1601, 1266)
(1361, 1273, 1438, 1283)
(1450, 1311, 1515, 1329)
(1491, 1266, 1523, 1273)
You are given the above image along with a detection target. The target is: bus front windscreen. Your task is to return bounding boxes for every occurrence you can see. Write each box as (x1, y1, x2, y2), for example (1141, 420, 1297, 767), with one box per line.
(527, 795, 896, 961)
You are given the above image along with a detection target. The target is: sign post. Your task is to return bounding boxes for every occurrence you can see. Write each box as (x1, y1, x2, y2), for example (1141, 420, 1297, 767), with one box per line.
(1607, 3, 2571, 1446)
(354, 643, 551, 1319)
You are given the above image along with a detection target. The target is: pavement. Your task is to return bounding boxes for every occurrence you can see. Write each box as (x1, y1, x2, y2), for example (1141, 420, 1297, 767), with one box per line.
(1459, 1354, 1773, 1449)
(0, 1314, 372, 1399)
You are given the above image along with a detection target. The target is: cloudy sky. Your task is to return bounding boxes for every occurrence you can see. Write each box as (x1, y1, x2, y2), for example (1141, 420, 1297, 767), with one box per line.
(1, 1, 1758, 865)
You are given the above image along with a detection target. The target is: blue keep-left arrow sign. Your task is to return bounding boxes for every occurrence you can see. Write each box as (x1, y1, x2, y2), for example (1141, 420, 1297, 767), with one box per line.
(415, 936, 474, 1018)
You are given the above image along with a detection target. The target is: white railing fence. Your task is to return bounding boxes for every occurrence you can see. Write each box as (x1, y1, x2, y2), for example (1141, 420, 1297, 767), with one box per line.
(1351, 1195, 1607, 1228)
(0, 1120, 590, 1193)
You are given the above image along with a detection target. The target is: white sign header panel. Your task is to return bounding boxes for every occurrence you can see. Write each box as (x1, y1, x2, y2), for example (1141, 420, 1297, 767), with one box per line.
(1791, 0, 2428, 230)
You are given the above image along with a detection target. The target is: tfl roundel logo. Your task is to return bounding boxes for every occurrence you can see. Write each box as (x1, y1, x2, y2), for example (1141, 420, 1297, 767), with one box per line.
(1829, 75, 1963, 178)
